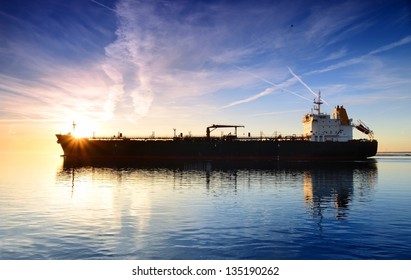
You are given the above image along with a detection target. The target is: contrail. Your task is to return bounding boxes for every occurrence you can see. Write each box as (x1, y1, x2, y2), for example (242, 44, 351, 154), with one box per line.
(250, 109, 306, 117)
(288, 67, 317, 97)
(232, 65, 312, 103)
(222, 87, 275, 109)
(288, 67, 329, 105)
(90, 0, 116, 12)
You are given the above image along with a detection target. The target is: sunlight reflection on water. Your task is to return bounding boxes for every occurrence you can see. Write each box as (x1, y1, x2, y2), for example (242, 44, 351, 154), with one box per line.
(1, 154, 411, 259)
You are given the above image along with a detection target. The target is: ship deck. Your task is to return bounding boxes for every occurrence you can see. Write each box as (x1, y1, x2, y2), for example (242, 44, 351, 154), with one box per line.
(83, 135, 312, 142)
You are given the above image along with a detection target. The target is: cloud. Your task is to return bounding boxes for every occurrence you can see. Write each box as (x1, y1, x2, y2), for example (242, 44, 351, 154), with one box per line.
(3, 0, 277, 122)
(0, 62, 113, 122)
(103, 0, 215, 119)
(369, 35, 411, 55)
(303, 2, 364, 43)
(322, 48, 348, 61)
(308, 35, 411, 75)
(103, 0, 292, 117)
(222, 31, 411, 110)
(0, 1, 119, 123)
(1, 0, 410, 128)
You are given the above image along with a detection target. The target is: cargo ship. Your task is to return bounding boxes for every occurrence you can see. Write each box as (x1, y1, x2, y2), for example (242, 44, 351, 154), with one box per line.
(56, 95, 378, 164)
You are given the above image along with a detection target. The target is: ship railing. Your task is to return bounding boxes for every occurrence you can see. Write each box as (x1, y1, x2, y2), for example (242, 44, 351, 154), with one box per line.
(89, 136, 177, 141)
(234, 135, 311, 141)
(87, 135, 311, 141)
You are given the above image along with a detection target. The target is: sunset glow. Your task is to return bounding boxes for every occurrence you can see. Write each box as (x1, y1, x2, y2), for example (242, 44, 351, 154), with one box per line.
(1, 0, 411, 152)
(70, 119, 98, 138)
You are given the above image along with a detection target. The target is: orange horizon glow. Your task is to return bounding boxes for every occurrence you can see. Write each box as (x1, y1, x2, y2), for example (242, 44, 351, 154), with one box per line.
(1, 119, 410, 154)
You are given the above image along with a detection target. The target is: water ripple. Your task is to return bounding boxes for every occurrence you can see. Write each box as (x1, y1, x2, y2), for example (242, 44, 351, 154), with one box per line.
(1, 155, 411, 259)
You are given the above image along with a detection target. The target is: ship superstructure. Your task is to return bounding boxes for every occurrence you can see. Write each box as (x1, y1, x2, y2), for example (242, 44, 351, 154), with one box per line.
(303, 93, 373, 143)
(303, 93, 353, 142)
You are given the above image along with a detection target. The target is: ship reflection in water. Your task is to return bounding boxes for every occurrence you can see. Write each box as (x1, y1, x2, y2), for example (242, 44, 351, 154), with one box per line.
(302, 161, 377, 222)
(55, 158, 380, 259)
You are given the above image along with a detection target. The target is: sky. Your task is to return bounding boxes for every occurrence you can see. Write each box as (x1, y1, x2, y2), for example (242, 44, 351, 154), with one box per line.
(1, 0, 411, 153)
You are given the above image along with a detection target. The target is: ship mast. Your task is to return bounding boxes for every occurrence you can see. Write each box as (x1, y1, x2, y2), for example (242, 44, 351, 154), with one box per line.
(313, 91, 323, 115)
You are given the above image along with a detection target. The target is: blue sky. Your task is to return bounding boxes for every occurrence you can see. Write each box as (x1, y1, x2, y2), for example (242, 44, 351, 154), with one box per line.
(1, 0, 411, 151)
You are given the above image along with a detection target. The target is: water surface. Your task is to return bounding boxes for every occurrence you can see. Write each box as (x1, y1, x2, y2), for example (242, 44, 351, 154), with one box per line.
(1, 153, 410, 259)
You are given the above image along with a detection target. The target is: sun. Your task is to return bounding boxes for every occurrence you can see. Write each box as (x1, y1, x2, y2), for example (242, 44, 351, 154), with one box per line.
(71, 119, 97, 138)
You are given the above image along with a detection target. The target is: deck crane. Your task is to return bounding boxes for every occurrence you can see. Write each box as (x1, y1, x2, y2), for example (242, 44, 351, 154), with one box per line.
(206, 124, 245, 138)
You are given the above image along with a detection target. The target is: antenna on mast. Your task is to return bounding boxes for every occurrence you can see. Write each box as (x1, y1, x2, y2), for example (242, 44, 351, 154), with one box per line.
(313, 91, 323, 115)
(72, 121, 77, 133)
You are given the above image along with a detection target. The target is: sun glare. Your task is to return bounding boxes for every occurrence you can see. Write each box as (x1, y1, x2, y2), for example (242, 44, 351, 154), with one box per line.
(71, 119, 97, 138)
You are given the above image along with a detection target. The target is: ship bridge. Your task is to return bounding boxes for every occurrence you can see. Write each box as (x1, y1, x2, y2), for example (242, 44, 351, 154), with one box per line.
(303, 93, 353, 142)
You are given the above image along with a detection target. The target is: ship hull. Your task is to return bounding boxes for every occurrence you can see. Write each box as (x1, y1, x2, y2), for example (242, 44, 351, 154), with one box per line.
(56, 134, 378, 164)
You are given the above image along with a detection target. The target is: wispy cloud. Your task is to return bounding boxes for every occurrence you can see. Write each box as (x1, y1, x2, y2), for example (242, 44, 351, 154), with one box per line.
(369, 35, 411, 55)
(1, 0, 410, 130)
(0, 1, 118, 123)
(303, 1, 364, 43)
(103, 0, 292, 117)
(308, 35, 411, 75)
(223, 32, 411, 110)
(322, 48, 348, 61)
(0, 70, 109, 121)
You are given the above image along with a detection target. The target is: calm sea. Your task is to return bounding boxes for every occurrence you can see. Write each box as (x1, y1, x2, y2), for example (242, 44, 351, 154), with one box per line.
(1, 152, 411, 260)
